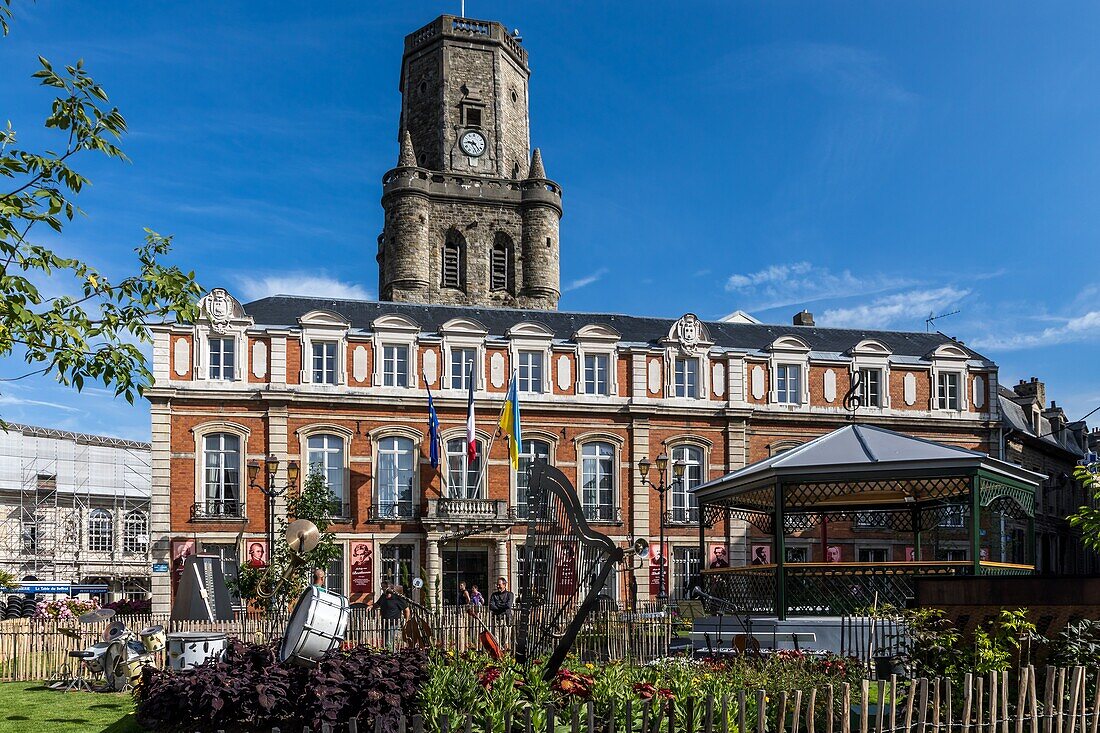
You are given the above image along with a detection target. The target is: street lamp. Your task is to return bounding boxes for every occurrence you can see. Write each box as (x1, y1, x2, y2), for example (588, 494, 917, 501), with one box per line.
(248, 455, 300, 561)
(638, 453, 686, 601)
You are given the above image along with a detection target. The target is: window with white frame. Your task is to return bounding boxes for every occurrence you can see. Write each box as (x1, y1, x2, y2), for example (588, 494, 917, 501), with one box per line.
(581, 442, 615, 521)
(674, 358, 698, 398)
(312, 340, 338, 384)
(937, 371, 961, 410)
(775, 364, 801, 404)
(858, 367, 882, 408)
(446, 437, 483, 498)
(517, 350, 544, 393)
(203, 433, 241, 515)
(376, 436, 415, 518)
(517, 439, 550, 517)
(858, 547, 889, 563)
(582, 353, 610, 395)
(669, 445, 702, 523)
(450, 347, 477, 390)
(382, 344, 409, 387)
(88, 509, 113, 552)
(672, 546, 701, 600)
(380, 544, 415, 587)
(307, 434, 346, 511)
(123, 510, 148, 554)
(208, 337, 236, 380)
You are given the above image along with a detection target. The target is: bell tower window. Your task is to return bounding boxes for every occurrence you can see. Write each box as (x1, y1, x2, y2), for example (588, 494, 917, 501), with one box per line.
(490, 234, 514, 293)
(441, 232, 467, 291)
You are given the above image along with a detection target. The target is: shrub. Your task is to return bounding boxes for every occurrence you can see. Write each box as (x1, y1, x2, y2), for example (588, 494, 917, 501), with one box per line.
(32, 596, 99, 620)
(103, 598, 151, 615)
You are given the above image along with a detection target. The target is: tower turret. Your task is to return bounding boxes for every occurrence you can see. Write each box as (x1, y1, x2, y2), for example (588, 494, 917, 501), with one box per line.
(378, 15, 562, 310)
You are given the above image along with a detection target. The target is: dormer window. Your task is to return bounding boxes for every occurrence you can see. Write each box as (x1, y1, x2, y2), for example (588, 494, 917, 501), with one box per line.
(674, 358, 698, 398)
(858, 368, 882, 408)
(776, 364, 801, 404)
(312, 341, 338, 385)
(583, 354, 610, 395)
(937, 371, 961, 410)
(208, 337, 236, 381)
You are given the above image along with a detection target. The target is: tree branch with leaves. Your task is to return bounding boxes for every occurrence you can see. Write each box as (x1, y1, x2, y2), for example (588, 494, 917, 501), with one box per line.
(1069, 462, 1100, 551)
(1, 4, 201, 409)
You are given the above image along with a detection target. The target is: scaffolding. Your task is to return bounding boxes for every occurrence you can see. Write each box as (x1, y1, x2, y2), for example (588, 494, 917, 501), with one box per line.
(1, 423, 152, 601)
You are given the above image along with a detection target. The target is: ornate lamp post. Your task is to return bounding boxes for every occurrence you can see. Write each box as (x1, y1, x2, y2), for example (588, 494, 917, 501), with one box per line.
(248, 455, 300, 561)
(638, 453, 686, 600)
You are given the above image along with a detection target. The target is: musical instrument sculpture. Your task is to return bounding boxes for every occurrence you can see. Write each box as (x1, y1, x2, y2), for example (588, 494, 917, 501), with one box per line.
(278, 586, 349, 667)
(514, 462, 624, 680)
(170, 554, 234, 621)
(257, 519, 320, 600)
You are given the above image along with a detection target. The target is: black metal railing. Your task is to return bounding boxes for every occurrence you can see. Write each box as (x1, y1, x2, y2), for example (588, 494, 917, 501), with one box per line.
(190, 500, 245, 521)
(369, 502, 418, 521)
(665, 506, 700, 525)
(582, 505, 622, 523)
(325, 500, 352, 520)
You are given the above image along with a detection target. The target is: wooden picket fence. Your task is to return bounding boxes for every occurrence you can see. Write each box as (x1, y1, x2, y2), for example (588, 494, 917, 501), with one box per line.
(0, 607, 672, 682)
(189, 666, 1098, 733)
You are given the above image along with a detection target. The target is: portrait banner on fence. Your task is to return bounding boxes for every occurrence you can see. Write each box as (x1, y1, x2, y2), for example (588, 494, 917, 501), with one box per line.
(555, 545, 577, 596)
(648, 542, 668, 596)
(708, 543, 729, 569)
(171, 538, 196, 597)
(750, 544, 771, 565)
(245, 539, 268, 569)
(349, 541, 374, 602)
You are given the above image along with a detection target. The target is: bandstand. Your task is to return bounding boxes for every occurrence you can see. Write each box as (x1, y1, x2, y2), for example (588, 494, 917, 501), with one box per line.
(694, 425, 1042, 620)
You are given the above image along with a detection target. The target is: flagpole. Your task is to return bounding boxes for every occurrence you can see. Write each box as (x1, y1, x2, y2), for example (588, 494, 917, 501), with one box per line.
(474, 371, 513, 499)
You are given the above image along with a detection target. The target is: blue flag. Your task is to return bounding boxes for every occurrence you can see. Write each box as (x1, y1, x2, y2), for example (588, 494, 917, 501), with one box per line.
(427, 387, 440, 468)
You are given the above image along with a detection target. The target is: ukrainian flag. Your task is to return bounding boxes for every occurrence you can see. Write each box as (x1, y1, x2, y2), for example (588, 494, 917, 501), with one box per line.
(499, 373, 521, 470)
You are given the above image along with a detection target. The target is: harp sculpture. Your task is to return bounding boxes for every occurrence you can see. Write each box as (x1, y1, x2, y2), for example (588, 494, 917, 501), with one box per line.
(514, 462, 625, 679)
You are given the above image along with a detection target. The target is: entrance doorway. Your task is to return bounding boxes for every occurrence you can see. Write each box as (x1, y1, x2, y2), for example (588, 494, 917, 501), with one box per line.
(443, 547, 489, 605)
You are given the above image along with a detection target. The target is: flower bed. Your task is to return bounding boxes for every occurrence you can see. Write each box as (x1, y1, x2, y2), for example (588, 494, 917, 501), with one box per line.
(32, 596, 99, 620)
(136, 641, 860, 733)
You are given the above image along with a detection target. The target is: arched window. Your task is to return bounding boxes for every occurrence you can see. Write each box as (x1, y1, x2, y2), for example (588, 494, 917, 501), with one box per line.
(446, 437, 483, 499)
(376, 437, 415, 518)
(203, 433, 241, 516)
(123, 510, 148, 554)
(516, 439, 550, 517)
(307, 434, 346, 507)
(490, 233, 514, 293)
(670, 445, 703, 523)
(580, 442, 615, 522)
(88, 509, 113, 552)
(441, 231, 466, 291)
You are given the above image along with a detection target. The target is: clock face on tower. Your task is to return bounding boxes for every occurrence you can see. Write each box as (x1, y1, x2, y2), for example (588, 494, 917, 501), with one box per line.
(459, 130, 486, 157)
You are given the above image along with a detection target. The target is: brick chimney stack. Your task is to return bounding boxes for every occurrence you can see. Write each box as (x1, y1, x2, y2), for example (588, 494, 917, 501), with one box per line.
(793, 310, 815, 327)
(1013, 377, 1046, 408)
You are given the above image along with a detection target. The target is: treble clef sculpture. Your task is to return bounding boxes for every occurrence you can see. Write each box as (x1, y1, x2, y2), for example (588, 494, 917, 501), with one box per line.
(842, 369, 863, 412)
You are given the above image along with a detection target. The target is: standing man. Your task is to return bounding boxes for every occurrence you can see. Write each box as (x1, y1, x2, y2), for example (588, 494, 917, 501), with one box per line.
(373, 584, 410, 650)
(488, 576, 514, 623)
(312, 568, 326, 588)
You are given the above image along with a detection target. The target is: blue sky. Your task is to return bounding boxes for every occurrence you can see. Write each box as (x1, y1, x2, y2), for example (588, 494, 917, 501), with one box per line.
(1, 1, 1098, 441)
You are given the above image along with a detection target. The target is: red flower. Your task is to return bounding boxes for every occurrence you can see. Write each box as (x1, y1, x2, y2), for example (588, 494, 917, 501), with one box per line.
(479, 667, 502, 689)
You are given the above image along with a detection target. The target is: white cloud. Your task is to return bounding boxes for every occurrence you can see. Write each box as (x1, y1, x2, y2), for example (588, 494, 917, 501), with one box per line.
(817, 287, 970, 330)
(970, 310, 1100, 351)
(235, 274, 372, 302)
(563, 268, 609, 293)
(724, 262, 914, 311)
(0, 394, 82, 413)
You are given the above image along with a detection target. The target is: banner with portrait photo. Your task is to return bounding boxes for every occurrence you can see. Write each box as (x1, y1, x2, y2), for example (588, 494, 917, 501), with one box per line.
(171, 538, 196, 598)
(648, 542, 669, 596)
(707, 543, 730, 569)
(749, 544, 771, 565)
(349, 541, 374, 603)
(244, 539, 268, 569)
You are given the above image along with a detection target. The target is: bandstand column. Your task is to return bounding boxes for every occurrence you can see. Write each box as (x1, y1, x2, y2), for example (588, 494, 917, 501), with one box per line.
(773, 479, 786, 621)
(969, 473, 982, 574)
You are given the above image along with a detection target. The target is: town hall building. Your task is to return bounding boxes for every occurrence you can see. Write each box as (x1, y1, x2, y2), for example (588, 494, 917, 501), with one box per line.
(147, 15, 1017, 613)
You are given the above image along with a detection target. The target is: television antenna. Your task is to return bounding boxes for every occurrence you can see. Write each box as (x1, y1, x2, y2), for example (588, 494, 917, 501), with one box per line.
(925, 309, 961, 332)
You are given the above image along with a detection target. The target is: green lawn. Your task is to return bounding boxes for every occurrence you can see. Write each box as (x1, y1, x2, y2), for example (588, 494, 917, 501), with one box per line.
(0, 683, 140, 732)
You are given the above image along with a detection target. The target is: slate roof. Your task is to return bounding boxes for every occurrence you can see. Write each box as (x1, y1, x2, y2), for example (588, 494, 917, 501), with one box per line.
(997, 386, 1086, 457)
(693, 424, 1044, 500)
(242, 295, 992, 362)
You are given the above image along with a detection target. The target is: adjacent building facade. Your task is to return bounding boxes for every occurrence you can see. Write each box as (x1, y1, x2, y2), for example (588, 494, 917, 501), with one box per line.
(0, 424, 151, 601)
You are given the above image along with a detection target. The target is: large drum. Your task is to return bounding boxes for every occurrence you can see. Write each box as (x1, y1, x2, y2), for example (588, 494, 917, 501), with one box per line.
(166, 632, 227, 671)
(279, 586, 349, 667)
(139, 625, 166, 653)
(83, 642, 111, 674)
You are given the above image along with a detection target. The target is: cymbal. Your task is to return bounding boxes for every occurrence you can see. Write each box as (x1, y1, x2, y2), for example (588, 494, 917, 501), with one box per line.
(78, 608, 116, 624)
(286, 519, 320, 553)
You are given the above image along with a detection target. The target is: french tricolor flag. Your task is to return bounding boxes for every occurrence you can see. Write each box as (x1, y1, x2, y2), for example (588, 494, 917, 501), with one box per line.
(465, 365, 477, 462)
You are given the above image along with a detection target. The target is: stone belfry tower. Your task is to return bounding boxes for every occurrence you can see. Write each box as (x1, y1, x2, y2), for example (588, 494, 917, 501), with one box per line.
(377, 16, 562, 310)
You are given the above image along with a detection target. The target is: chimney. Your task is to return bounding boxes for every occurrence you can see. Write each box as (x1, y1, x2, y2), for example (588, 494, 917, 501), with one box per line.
(1013, 377, 1046, 408)
(793, 310, 815, 327)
